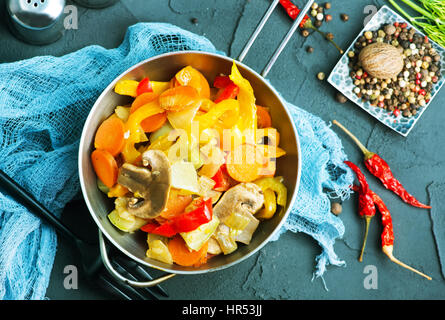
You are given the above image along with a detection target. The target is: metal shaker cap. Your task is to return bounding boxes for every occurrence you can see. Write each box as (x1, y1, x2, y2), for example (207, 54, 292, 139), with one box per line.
(6, 0, 66, 45)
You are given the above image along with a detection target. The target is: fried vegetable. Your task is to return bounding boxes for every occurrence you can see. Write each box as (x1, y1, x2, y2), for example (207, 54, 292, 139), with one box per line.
(194, 98, 239, 131)
(91, 149, 119, 188)
(233, 212, 259, 245)
(150, 81, 171, 95)
(214, 224, 237, 255)
(94, 117, 125, 157)
(107, 197, 147, 232)
(159, 86, 200, 112)
(256, 189, 277, 219)
(160, 188, 193, 220)
(114, 79, 139, 97)
(213, 183, 264, 222)
(114, 106, 131, 122)
(226, 144, 266, 182)
(130, 92, 159, 114)
(180, 214, 220, 251)
(254, 176, 287, 207)
(168, 235, 208, 267)
(256, 105, 272, 128)
(170, 161, 199, 194)
(167, 104, 200, 132)
(198, 143, 226, 179)
(254, 176, 287, 220)
(121, 102, 164, 163)
(107, 184, 129, 198)
(150, 122, 174, 143)
(207, 237, 222, 255)
(146, 239, 173, 264)
(229, 62, 257, 144)
(224, 211, 251, 230)
(175, 66, 210, 99)
(117, 150, 171, 219)
(97, 178, 110, 194)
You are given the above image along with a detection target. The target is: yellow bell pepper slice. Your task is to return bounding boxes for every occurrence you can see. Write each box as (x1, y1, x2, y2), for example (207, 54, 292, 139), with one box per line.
(150, 81, 170, 95)
(254, 176, 287, 209)
(229, 62, 257, 144)
(195, 98, 239, 131)
(115, 80, 170, 97)
(256, 189, 277, 219)
(122, 102, 164, 163)
(114, 80, 139, 97)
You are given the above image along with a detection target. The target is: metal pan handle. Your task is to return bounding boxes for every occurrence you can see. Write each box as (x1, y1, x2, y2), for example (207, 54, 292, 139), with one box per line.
(98, 230, 176, 287)
(238, 0, 314, 78)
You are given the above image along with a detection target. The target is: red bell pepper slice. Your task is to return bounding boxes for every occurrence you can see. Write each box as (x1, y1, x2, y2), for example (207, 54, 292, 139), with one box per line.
(213, 75, 233, 89)
(140, 221, 176, 237)
(140, 198, 213, 237)
(213, 75, 239, 103)
(136, 77, 153, 96)
(211, 164, 231, 192)
(214, 83, 239, 103)
(172, 198, 212, 233)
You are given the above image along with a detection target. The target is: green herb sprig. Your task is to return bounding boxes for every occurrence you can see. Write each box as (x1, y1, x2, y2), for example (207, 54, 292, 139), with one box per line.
(389, 0, 445, 48)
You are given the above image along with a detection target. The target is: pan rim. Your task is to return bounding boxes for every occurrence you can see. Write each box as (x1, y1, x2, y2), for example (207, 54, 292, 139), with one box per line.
(78, 50, 302, 275)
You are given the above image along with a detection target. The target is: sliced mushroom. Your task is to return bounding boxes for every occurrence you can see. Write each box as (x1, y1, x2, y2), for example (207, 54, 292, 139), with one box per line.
(212, 183, 264, 254)
(117, 150, 171, 219)
(213, 183, 264, 222)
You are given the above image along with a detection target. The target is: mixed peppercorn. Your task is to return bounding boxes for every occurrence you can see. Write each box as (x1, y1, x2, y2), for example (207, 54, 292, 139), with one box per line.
(348, 22, 442, 118)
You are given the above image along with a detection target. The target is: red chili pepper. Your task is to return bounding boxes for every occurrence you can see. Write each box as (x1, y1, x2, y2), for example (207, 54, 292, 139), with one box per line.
(136, 77, 153, 96)
(345, 161, 376, 262)
(279, 0, 344, 54)
(333, 120, 431, 209)
(211, 164, 232, 191)
(141, 198, 213, 236)
(369, 189, 432, 280)
(279, 0, 310, 28)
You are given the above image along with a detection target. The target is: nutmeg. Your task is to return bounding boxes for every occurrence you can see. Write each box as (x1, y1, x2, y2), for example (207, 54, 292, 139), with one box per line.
(358, 42, 404, 79)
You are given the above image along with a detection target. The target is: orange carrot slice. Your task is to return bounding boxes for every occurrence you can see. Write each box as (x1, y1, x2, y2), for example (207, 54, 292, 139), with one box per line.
(159, 86, 199, 112)
(140, 112, 167, 133)
(94, 117, 125, 157)
(168, 235, 208, 267)
(91, 149, 118, 188)
(160, 189, 193, 220)
(256, 105, 272, 128)
(130, 92, 159, 114)
(226, 144, 266, 182)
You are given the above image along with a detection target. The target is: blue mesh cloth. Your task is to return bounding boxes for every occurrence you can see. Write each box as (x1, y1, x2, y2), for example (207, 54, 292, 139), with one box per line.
(0, 22, 352, 300)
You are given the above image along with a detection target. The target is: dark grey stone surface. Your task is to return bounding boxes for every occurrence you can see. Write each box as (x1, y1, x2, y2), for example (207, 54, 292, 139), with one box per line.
(1, 0, 444, 299)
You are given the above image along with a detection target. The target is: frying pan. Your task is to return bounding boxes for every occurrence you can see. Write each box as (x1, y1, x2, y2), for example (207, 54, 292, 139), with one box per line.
(78, 0, 312, 287)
